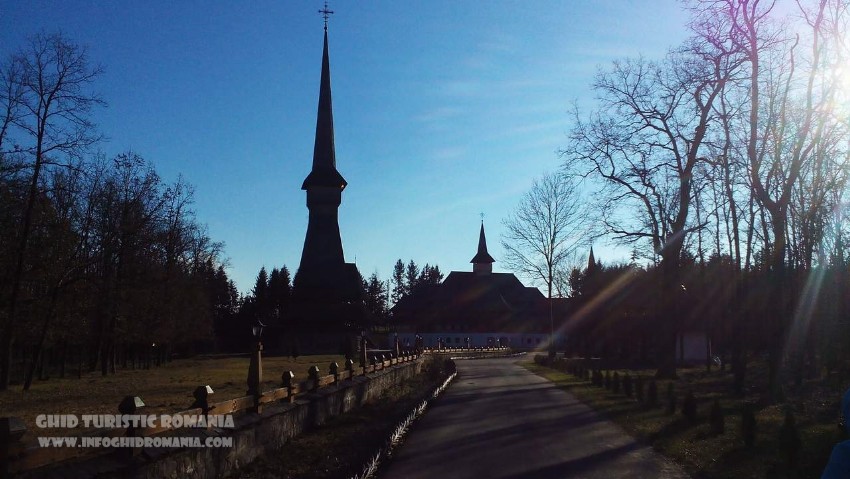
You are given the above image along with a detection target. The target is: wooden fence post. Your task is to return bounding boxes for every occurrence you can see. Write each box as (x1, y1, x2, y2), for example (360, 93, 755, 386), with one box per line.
(282, 371, 295, 402)
(118, 396, 145, 456)
(0, 417, 26, 479)
(329, 362, 339, 385)
(308, 365, 320, 392)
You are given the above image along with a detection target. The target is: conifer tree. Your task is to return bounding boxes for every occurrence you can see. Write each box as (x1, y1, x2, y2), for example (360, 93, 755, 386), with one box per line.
(391, 259, 405, 305)
(363, 272, 388, 323)
(405, 260, 419, 296)
(252, 266, 269, 322)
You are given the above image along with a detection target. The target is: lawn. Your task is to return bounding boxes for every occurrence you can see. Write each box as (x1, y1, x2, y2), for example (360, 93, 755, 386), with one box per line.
(0, 354, 345, 440)
(523, 359, 844, 479)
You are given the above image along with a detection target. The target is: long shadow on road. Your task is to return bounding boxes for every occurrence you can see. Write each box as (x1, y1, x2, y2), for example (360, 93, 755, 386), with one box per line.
(380, 357, 690, 479)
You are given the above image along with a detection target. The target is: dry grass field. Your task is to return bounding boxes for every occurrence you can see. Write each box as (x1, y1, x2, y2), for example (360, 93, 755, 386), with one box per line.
(0, 354, 345, 440)
(524, 359, 843, 479)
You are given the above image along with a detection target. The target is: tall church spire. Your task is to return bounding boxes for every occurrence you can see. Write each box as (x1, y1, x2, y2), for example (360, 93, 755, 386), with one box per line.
(302, 27, 346, 190)
(296, 20, 348, 288)
(471, 221, 495, 274)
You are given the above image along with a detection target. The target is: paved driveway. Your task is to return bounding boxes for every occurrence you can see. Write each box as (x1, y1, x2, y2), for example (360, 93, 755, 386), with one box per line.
(381, 357, 690, 479)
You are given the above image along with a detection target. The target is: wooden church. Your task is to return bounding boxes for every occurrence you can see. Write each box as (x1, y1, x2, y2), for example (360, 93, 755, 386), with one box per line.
(393, 223, 569, 350)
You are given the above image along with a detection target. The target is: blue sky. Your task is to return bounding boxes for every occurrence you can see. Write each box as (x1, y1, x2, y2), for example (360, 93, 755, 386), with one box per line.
(1, 1, 690, 294)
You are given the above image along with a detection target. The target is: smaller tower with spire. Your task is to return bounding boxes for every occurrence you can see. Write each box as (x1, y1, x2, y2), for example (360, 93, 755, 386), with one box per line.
(586, 246, 599, 276)
(470, 221, 496, 275)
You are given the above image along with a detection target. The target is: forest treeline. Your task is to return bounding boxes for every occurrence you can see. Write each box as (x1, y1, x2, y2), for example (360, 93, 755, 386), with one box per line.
(227, 260, 443, 352)
(0, 33, 238, 390)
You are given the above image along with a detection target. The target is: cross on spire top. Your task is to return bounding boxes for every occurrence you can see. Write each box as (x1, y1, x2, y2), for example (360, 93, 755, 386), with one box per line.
(319, 1, 334, 31)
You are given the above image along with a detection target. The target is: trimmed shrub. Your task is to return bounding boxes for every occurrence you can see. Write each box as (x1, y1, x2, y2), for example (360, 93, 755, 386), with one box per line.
(741, 402, 757, 447)
(709, 399, 724, 434)
(778, 410, 801, 469)
(635, 375, 645, 403)
(612, 372, 621, 394)
(585, 369, 592, 382)
(666, 382, 676, 415)
(682, 390, 697, 424)
(623, 374, 633, 398)
(604, 370, 611, 389)
(647, 380, 658, 407)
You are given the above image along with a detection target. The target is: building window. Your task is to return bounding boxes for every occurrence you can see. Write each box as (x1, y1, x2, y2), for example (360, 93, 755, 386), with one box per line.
(455, 337, 460, 343)
(527, 338, 532, 344)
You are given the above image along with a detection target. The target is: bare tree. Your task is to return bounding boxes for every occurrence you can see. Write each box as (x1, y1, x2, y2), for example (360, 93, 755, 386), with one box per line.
(501, 172, 588, 354)
(0, 32, 104, 390)
(562, 22, 741, 376)
(711, 0, 850, 398)
(0, 54, 25, 175)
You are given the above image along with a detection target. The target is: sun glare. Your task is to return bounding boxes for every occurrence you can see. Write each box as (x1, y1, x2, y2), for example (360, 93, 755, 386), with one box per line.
(833, 62, 850, 114)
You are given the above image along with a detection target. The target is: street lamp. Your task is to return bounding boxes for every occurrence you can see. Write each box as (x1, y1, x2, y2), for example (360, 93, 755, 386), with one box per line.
(252, 322, 264, 340)
(360, 330, 367, 374)
(247, 321, 265, 400)
(549, 296, 555, 359)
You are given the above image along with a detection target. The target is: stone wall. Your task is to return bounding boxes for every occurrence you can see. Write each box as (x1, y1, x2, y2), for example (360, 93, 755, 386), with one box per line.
(25, 358, 424, 479)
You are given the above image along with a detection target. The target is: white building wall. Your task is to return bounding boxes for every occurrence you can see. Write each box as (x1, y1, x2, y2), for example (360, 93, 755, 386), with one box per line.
(677, 331, 709, 363)
(397, 332, 565, 350)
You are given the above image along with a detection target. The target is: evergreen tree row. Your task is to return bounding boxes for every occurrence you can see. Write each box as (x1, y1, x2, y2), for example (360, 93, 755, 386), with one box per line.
(232, 259, 444, 344)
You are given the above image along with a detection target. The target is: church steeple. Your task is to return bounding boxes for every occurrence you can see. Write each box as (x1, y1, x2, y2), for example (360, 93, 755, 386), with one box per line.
(587, 246, 598, 275)
(301, 28, 347, 191)
(471, 221, 495, 274)
(290, 5, 366, 341)
(297, 22, 347, 284)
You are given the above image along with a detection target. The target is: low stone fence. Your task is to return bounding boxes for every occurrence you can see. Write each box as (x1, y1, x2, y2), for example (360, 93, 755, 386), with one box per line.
(4, 354, 426, 478)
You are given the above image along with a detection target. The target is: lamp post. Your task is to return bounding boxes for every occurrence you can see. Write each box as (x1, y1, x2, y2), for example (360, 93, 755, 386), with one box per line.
(247, 321, 265, 401)
(549, 295, 555, 359)
(360, 330, 367, 374)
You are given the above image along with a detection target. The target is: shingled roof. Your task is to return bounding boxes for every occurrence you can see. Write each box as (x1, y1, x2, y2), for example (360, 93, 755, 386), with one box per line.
(393, 271, 552, 333)
(470, 222, 496, 264)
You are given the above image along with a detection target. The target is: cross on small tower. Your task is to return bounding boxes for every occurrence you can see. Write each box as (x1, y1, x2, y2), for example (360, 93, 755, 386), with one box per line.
(480, 212, 485, 222)
(319, 1, 334, 31)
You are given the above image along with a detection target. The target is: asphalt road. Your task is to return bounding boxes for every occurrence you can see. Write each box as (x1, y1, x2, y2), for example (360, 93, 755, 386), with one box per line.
(380, 357, 690, 479)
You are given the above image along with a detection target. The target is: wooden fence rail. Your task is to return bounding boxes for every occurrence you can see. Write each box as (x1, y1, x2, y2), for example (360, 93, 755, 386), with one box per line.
(1, 349, 454, 475)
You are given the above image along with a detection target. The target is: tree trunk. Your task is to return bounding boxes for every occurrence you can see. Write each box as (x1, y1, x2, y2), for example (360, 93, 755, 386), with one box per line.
(0, 331, 12, 391)
(767, 219, 788, 402)
(656, 249, 681, 379)
(59, 342, 66, 379)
